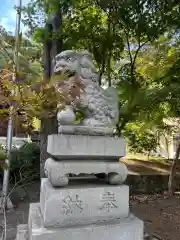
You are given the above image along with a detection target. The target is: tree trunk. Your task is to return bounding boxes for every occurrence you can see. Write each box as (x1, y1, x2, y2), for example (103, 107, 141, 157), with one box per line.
(40, 12, 62, 177)
(98, 60, 105, 86)
(51, 11, 62, 57)
(168, 141, 180, 196)
(164, 134, 170, 160)
(107, 54, 111, 87)
(43, 23, 52, 81)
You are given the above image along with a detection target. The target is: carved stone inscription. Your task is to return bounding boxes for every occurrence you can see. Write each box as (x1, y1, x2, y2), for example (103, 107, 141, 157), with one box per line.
(61, 195, 84, 215)
(99, 191, 118, 212)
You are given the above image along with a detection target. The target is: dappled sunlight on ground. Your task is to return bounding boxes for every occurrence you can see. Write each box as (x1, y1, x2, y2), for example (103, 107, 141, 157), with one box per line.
(121, 154, 177, 175)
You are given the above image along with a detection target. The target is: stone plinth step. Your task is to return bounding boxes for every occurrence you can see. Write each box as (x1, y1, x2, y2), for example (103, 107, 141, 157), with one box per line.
(47, 134, 125, 160)
(44, 158, 128, 186)
(28, 203, 144, 240)
(40, 178, 129, 228)
(16, 225, 161, 240)
(16, 224, 28, 240)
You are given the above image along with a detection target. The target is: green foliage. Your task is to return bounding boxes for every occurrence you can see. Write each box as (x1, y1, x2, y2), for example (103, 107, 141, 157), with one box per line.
(2, 0, 180, 153)
(0, 144, 6, 160)
(0, 24, 42, 83)
(21, 0, 180, 89)
(125, 122, 159, 155)
(116, 31, 180, 133)
(6, 0, 180, 195)
(0, 144, 7, 171)
(74, 108, 85, 124)
(9, 142, 40, 180)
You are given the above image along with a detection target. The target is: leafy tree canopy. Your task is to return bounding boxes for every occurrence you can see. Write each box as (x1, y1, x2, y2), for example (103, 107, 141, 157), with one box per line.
(1, 0, 180, 138)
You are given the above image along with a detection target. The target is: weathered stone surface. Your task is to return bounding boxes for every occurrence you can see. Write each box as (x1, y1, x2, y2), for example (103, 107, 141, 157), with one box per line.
(47, 134, 126, 160)
(108, 173, 122, 185)
(44, 158, 128, 186)
(55, 50, 119, 127)
(16, 223, 156, 240)
(40, 178, 129, 227)
(29, 203, 143, 240)
(58, 125, 115, 136)
(16, 224, 28, 240)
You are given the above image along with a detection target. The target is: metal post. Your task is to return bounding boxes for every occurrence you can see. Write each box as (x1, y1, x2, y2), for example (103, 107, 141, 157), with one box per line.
(1, 0, 22, 209)
(0, 116, 13, 208)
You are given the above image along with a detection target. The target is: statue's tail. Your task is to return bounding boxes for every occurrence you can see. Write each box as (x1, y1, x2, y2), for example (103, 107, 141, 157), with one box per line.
(103, 87, 118, 101)
(103, 87, 119, 124)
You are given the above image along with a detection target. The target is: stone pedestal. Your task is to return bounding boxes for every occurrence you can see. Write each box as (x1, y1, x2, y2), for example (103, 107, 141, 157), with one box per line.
(40, 178, 129, 227)
(28, 203, 143, 240)
(16, 133, 144, 240)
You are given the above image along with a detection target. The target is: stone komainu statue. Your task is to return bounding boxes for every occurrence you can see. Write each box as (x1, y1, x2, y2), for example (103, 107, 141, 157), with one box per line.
(54, 50, 119, 127)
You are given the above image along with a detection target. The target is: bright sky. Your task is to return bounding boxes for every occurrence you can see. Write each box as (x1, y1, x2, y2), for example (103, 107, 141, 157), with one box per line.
(0, 0, 30, 33)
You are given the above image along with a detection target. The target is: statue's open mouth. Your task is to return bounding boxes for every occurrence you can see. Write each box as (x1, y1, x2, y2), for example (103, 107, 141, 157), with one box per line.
(55, 68, 76, 78)
(64, 69, 76, 78)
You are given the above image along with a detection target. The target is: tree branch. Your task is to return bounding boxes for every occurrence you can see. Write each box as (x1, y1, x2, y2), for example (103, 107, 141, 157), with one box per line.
(125, 31, 133, 66)
(0, 45, 15, 65)
(131, 39, 149, 75)
(107, 7, 113, 87)
(98, 59, 105, 86)
(168, 140, 180, 196)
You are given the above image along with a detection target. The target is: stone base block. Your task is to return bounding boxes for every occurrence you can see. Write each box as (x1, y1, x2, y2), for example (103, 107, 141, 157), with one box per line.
(40, 178, 129, 227)
(28, 203, 144, 240)
(47, 134, 125, 160)
(44, 158, 128, 186)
